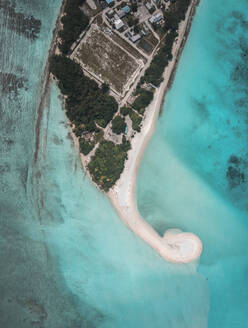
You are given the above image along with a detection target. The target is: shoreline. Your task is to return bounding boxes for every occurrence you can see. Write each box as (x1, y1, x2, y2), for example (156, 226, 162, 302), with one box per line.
(34, 0, 66, 163)
(108, 0, 203, 263)
(47, 0, 203, 263)
(166, 0, 200, 94)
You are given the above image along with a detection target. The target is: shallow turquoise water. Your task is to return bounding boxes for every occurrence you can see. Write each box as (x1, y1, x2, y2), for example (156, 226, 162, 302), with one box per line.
(0, 1, 208, 327)
(1, 0, 247, 326)
(137, 0, 248, 326)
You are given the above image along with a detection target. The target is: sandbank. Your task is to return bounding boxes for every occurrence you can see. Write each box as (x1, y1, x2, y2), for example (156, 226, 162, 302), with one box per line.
(108, 1, 203, 263)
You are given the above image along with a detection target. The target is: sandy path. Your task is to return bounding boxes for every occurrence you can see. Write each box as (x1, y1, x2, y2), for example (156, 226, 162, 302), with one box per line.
(108, 2, 203, 263)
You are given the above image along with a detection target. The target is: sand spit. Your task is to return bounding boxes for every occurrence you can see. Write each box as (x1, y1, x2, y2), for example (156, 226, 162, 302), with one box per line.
(108, 1, 203, 263)
(52, 0, 203, 263)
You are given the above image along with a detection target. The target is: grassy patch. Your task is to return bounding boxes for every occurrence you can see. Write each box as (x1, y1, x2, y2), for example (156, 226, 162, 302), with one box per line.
(138, 39, 153, 54)
(111, 32, 146, 62)
(74, 25, 139, 94)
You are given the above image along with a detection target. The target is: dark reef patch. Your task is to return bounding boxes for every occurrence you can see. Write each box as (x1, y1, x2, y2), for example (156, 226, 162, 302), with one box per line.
(192, 98, 209, 120)
(0, 0, 41, 40)
(52, 135, 64, 145)
(231, 37, 248, 87)
(0, 162, 10, 174)
(229, 35, 248, 119)
(0, 72, 27, 97)
(232, 11, 248, 31)
(226, 155, 246, 189)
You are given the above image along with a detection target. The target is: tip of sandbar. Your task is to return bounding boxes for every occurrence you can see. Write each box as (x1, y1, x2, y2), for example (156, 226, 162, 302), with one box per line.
(162, 231, 202, 264)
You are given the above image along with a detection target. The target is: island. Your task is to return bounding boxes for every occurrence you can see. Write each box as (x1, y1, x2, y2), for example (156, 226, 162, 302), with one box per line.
(49, 0, 202, 263)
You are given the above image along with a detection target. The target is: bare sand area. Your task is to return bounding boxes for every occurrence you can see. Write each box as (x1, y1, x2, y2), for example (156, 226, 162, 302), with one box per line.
(108, 2, 203, 263)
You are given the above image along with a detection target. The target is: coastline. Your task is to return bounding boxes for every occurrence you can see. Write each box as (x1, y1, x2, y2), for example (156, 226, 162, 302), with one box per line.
(108, 0, 203, 263)
(47, 0, 203, 263)
(34, 0, 66, 163)
(166, 0, 200, 95)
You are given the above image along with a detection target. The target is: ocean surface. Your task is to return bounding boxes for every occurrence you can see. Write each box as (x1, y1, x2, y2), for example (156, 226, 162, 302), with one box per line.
(137, 0, 248, 326)
(0, 0, 247, 327)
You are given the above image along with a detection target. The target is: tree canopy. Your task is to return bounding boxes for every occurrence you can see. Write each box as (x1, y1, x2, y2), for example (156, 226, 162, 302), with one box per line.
(88, 140, 131, 191)
(49, 55, 118, 133)
(111, 115, 126, 134)
(58, 0, 89, 55)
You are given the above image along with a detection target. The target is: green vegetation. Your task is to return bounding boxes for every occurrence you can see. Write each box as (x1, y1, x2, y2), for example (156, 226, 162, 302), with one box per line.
(79, 138, 95, 155)
(133, 89, 154, 114)
(138, 39, 153, 54)
(75, 27, 139, 94)
(111, 115, 126, 135)
(101, 83, 110, 93)
(137, 0, 190, 88)
(49, 55, 118, 133)
(126, 15, 139, 27)
(163, 0, 191, 32)
(120, 106, 131, 116)
(129, 110, 142, 132)
(88, 140, 131, 191)
(51, 0, 191, 192)
(119, 106, 142, 132)
(94, 129, 104, 142)
(58, 0, 89, 55)
(141, 30, 177, 87)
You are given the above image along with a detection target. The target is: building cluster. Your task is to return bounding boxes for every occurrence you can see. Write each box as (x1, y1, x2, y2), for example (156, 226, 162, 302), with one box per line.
(104, 0, 165, 47)
(149, 12, 163, 25)
(106, 4, 131, 31)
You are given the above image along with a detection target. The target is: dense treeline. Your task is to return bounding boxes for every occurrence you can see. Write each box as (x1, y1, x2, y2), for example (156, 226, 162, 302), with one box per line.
(49, 55, 118, 133)
(59, 0, 89, 54)
(163, 0, 191, 32)
(88, 140, 131, 191)
(139, 0, 191, 88)
(79, 138, 95, 155)
(141, 30, 176, 87)
(111, 115, 126, 135)
(133, 89, 154, 114)
(120, 106, 142, 132)
(129, 110, 142, 132)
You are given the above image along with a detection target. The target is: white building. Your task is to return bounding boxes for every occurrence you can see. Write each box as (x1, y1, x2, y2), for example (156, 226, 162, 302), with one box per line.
(145, 2, 153, 10)
(114, 18, 124, 30)
(130, 34, 141, 43)
(149, 12, 163, 24)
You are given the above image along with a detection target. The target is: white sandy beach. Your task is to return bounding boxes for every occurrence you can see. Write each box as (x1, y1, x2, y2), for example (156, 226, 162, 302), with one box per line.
(108, 2, 203, 263)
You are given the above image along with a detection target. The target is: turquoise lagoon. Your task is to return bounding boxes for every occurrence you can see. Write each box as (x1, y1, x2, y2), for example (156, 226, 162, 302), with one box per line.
(0, 0, 247, 327)
(137, 0, 248, 326)
(0, 1, 208, 327)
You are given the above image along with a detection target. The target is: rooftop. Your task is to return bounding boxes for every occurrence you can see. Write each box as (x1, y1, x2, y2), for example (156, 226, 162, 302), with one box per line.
(114, 18, 125, 30)
(130, 34, 141, 43)
(122, 5, 131, 13)
(149, 12, 163, 24)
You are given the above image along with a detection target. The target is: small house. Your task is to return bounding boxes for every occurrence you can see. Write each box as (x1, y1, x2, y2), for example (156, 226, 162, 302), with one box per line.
(106, 9, 114, 17)
(114, 18, 125, 30)
(105, 0, 114, 6)
(117, 9, 126, 18)
(122, 5, 131, 14)
(149, 12, 163, 24)
(130, 34, 141, 43)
